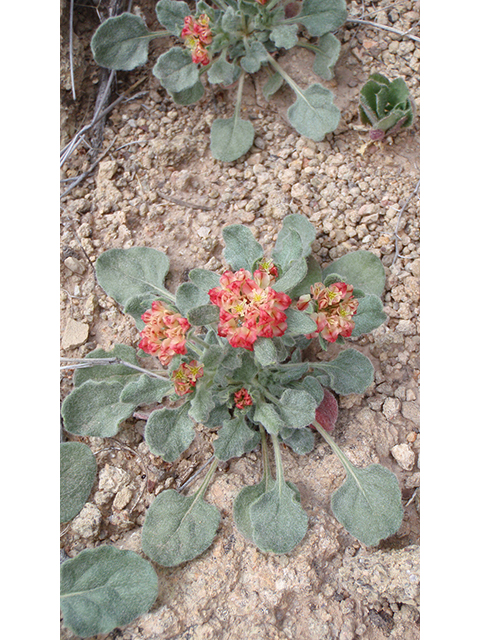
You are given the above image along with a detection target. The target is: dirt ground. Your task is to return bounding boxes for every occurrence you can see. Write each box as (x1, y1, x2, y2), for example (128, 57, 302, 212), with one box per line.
(60, 1, 420, 638)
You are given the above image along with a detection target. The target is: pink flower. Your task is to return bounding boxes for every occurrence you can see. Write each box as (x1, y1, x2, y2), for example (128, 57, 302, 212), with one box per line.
(209, 268, 291, 350)
(181, 14, 212, 66)
(296, 282, 358, 343)
(234, 388, 253, 410)
(171, 360, 204, 396)
(138, 300, 191, 366)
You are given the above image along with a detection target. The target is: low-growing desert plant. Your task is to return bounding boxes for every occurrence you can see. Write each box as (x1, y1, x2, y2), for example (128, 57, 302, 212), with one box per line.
(60, 214, 403, 636)
(90, 0, 348, 160)
(359, 73, 415, 141)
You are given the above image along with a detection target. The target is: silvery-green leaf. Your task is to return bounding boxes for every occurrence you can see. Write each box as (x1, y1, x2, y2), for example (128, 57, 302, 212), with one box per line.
(312, 32, 341, 80)
(351, 294, 387, 336)
(222, 224, 263, 272)
(155, 0, 191, 36)
(61, 380, 136, 437)
(60, 442, 97, 523)
(263, 72, 284, 101)
(270, 24, 299, 50)
(142, 489, 220, 566)
(153, 47, 199, 93)
(145, 406, 195, 462)
(170, 80, 205, 106)
(73, 345, 140, 387)
(278, 388, 317, 428)
(91, 13, 153, 70)
(322, 250, 386, 297)
(295, 0, 347, 37)
(210, 115, 255, 162)
(120, 374, 172, 405)
(314, 349, 374, 395)
(214, 415, 260, 460)
(60, 546, 158, 638)
(287, 83, 340, 141)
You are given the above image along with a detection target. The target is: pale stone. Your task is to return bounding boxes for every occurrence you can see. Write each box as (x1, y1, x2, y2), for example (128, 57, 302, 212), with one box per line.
(62, 318, 89, 349)
(391, 443, 416, 471)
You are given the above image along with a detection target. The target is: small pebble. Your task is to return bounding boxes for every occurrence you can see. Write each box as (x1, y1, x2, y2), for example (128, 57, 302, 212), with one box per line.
(391, 443, 416, 471)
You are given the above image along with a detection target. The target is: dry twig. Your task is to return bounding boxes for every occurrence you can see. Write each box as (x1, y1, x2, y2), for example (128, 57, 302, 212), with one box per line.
(346, 17, 420, 43)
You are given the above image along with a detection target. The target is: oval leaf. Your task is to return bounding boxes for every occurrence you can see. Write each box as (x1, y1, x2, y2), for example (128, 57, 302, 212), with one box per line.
(214, 415, 260, 461)
(155, 0, 191, 36)
(60, 546, 158, 638)
(95, 247, 170, 307)
(331, 464, 404, 546)
(91, 13, 152, 70)
(61, 380, 136, 437)
(249, 479, 308, 554)
(60, 442, 97, 523)
(351, 294, 387, 336)
(296, 0, 347, 37)
(222, 224, 264, 272)
(314, 349, 374, 395)
(233, 478, 267, 542)
(312, 32, 341, 80)
(287, 83, 340, 141)
(142, 489, 220, 566)
(210, 116, 255, 162)
(321, 250, 386, 297)
(145, 406, 195, 462)
(153, 47, 199, 93)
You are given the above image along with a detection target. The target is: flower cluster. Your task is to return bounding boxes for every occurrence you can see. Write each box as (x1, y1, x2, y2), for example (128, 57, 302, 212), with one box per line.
(234, 388, 253, 410)
(297, 282, 359, 343)
(208, 268, 291, 350)
(139, 300, 191, 366)
(181, 14, 212, 66)
(171, 360, 204, 396)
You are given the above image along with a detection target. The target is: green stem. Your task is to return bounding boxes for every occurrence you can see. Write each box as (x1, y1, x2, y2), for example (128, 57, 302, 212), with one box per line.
(234, 68, 247, 121)
(194, 456, 219, 500)
(259, 425, 274, 489)
(271, 433, 285, 487)
(266, 53, 303, 97)
(213, 0, 230, 11)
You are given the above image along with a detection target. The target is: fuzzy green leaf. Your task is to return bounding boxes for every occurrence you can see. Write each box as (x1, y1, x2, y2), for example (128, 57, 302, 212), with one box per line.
(91, 13, 152, 71)
(312, 32, 341, 80)
(60, 442, 97, 523)
(288, 255, 323, 298)
(241, 40, 269, 73)
(187, 304, 220, 326)
(279, 426, 315, 454)
(214, 415, 260, 460)
(170, 80, 205, 105)
(60, 546, 158, 638)
(222, 224, 264, 272)
(73, 345, 140, 387)
(262, 72, 284, 100)
(155, 0, 191, 36)
(142, 489, 220, 566)
(270, 24, 299, 50)
(61, 380, 136, 437)
(284, 307, 318, 336)
(287, 83, 340, 141)
(233, 478, 268, 542)
(120, 374, 172, 405)
(331, 464, 403, 546)
(272, 227, 303, 271)
(322, 250, 386, 297)
(249, 479, 308, 553)
(253, 338, 279, 366)
(314, 349, 374, 395)
(153, 47, 199, 93)
(175, 282, 210, 317)
(188, 379, 215, 423)
(208, 57, 239, 85)
(295, 0, 347, 37)
(210, 115, 255, 162)
(188, 268, 221, 293)
(145, 406, 195, 462)
(95, 247, 170, 307)
(278, 388, 317, 428)
(351, 294, 387, 336)
(253, 402, 285, 435)
(273, 257, 308, 293)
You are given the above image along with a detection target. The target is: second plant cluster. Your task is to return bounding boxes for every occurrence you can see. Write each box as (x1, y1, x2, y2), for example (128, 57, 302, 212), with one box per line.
(90, 0, 414, 160)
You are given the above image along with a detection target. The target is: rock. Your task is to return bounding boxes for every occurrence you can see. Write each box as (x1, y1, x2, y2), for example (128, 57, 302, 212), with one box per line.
(337, 545, 420, 607)
(402, 401, 420, 426)
(70, 503, 102, 539)
(64, 256, 85, 275)
(391, 443, 416, 470)
(62, 318, 89, 349)
(113, 486, 133, 511)
(383, 397, 402, 420)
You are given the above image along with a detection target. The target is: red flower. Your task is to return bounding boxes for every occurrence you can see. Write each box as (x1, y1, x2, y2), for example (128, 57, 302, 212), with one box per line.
(234, 388, 253, 410)
(181, 14, 212, 66)
(171, 360, 204, 396)
(209, 268, 291, 350)
(139, 300, 191, 366)
(296, 282, 358, 343)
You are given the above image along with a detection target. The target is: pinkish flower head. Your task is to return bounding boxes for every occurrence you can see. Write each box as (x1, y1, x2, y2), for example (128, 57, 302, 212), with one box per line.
(181, 14, 212, 65)
(234, 388, 253, 410)
(296, 282, 358, 343)
(171, 360, 204, 396)
(139, 300, 191, 366)
(209, 269, 291, 350)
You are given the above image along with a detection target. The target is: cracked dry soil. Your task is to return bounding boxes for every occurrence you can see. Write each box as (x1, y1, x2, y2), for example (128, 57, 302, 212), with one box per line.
(60, 1, 420, 638)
